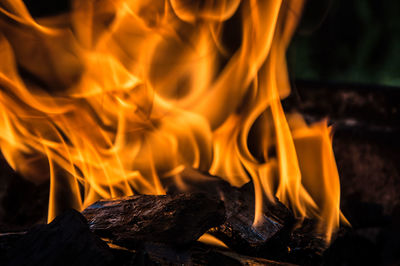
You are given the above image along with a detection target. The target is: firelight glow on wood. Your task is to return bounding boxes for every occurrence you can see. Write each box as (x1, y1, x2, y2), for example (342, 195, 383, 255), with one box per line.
(0, 0, 347, 241)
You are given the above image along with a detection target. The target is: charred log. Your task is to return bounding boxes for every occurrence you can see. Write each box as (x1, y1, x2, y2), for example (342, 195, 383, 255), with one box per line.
(164, 169, 295, 257)
(0, 179, 331, 265)
(208, 182, 295, 258)
(284, 218, 327, 265)
(1, 209, 113, 266)
(164, 168, 331, 264)
(82, 193, 225, 248)
(0, 207, 296, 266)
(109, 241, 297, 266)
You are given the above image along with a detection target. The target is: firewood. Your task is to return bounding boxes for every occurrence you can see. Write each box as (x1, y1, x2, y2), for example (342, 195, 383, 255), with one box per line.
(209, 179, 329, 264)
(284, 218, 327, 265)
(208, 182, 295, 257)
(82, 193, 225, 248)
(164, 168, 332, 264)
(0, 179, 327, 265)
(2, 209, 113, 266)
(109, 241, 298, 266)
(164, 168, 295, 257)
(0, 218, 295, 266)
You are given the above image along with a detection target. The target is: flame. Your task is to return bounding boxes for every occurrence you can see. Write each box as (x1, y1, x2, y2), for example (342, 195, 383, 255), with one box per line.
(0, 0, 346, 241)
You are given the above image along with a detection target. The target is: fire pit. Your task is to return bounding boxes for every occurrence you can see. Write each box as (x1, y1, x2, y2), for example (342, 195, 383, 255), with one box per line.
(0, 0, 399, 265)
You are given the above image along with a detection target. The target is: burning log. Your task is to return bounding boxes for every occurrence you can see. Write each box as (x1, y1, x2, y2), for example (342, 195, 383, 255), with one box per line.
(165, 168, 295, 257)
(82, 193, 225, 248)
(213, 188, 329, 265)
(165, 168, 330, 263)
(285, 219, 327, 265)
(208, 182, 294, 257)
(0, 201, 295, 266)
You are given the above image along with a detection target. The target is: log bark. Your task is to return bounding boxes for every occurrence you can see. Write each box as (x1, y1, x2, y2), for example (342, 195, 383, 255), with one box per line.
(208, 182, 294, 257)
(164, 168, 331, 264)
(164, 168, 295, 257)
(82, 193, 225, 248)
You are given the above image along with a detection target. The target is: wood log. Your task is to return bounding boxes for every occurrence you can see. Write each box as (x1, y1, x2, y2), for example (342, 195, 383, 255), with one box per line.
(1, 209, 114, 266)
(0, 220, 296, 266)
(0, 177, 327, 265)
(164, 168, 295, 257)
(284, 218, 327, 265)
(109, 241, 298, 266)
(208, 182, 295, 258)
(164, 168, 333, 264)
(82, 193, 225, 248)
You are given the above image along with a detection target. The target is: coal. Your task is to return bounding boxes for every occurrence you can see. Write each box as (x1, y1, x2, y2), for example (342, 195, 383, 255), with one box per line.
(82, 193, 226, 248)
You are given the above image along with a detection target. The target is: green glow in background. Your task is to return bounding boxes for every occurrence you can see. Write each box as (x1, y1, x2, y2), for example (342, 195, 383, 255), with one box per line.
(287, 0, 400, 87)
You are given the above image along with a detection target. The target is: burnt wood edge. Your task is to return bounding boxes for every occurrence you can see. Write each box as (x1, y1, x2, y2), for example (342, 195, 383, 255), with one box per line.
(81, 193, 226, 248)
(107, 240, 298, 266)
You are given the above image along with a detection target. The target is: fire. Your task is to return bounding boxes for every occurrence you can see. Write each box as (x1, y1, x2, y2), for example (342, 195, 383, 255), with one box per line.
(0, 0, 346, 241)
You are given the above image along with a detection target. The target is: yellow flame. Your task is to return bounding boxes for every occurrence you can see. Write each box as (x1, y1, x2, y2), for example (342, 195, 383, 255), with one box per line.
(0, 0, 346, 241)
(198, 233, 229, 249)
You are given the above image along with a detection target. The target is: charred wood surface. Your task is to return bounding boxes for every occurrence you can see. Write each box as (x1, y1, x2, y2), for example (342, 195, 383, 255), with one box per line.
(82, 193, 225, 248)
(165, 169, 331, 264)
(208, 182, 295, 257)
(1, 209, 113, 266)
(0, 207, 297, 266)
(284, 219, 327, 265)
(164, 169, 297, 258)
(109, 241, 297, 266)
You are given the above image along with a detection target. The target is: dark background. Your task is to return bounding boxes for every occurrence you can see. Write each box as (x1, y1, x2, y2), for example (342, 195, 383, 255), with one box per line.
(288, 0, 400, 87)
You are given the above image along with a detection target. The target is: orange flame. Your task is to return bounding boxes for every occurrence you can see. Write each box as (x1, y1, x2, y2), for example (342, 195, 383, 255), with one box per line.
(0, 0, 346, 241)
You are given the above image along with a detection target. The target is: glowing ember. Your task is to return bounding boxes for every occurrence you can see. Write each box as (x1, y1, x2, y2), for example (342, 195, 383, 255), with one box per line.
(0, 0, 347, 241)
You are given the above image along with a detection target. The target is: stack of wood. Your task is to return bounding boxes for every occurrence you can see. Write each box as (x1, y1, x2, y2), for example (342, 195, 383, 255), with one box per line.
(0, 169, 331, 266)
